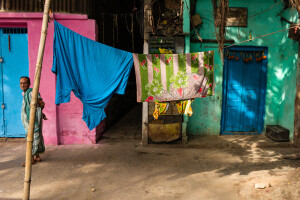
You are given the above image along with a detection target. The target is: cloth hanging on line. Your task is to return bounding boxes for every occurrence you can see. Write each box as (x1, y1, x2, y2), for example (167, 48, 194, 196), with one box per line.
(52, 21, 133, 130)
(153, 100, 194, 120)
(176, 100, 193, 116)
(133, 51, 215, 102)
(153, 102, 169, 120)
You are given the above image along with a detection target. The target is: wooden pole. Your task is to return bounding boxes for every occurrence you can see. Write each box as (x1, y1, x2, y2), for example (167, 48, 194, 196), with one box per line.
(142, 0, 152, 146)
(23, 0, 51, 199)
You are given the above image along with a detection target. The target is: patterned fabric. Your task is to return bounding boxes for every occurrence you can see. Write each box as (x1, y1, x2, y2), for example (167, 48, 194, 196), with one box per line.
(153, 102, 169, 120)
(133, 51, 214, 102)
(176, 100, 193, 116)
(21, 88, 45, 155)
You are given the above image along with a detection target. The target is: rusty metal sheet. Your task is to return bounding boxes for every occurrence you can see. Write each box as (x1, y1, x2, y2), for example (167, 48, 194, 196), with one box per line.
(148, 122, 181, 142)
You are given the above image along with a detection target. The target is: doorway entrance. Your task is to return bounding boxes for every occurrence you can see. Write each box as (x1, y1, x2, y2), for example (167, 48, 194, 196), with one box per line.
(0, 28, 29, 137)
(221, 46, 267, 135)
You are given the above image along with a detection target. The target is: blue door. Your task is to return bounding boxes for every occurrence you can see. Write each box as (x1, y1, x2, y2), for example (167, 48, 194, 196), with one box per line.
(0, 28, 29, 137)
(221, 46, 267, 135)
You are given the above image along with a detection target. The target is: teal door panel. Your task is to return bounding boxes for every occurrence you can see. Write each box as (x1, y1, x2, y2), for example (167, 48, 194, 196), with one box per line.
(240, 61, 261, 132)
(0, 28, 29, 137)
(221, 46, 267, 135)
(225, 54, 244, 131)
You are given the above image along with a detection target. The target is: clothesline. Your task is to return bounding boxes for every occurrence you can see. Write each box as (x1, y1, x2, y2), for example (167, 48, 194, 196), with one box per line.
(192, 24, 299, 49)
(52, 20, 299, 129)
(190, 1, 283, 41)
(52, 21, 216, 129)
(224, 24, 299, 49)
(248, 1, 281, 18)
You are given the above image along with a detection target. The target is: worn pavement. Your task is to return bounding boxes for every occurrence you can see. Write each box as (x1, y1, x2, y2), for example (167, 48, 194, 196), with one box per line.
(0, 104, 299, 200)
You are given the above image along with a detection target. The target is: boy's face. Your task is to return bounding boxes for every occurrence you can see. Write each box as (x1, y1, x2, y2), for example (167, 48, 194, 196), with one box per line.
(20, 78, 30, 92)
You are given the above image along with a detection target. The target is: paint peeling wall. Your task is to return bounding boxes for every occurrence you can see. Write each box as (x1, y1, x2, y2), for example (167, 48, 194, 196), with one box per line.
(0, 13, 99, 145)
(187, 0, 299, 140)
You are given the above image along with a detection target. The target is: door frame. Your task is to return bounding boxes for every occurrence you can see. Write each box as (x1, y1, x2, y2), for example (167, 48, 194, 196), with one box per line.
(0, 27, 29, 137)
(221, 46, 268, 135)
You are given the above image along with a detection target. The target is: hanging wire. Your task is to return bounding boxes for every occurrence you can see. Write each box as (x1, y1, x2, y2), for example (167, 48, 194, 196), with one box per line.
(124, 14, 131, 33)
(102, 14, 105, 44)
(225, 24, 299, 49)
(112, 14, 115, 47)
(190, 1, 282, 25)
(131, 13, 135, 52)
(115, 14, 119, 44)
(135, 12, 145, 40)
(135, 1, 145, 40)
(248, 1, 281, 18)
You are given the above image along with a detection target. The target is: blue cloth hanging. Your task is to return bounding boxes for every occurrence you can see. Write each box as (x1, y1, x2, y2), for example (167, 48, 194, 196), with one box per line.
(52, 21, 133, 130)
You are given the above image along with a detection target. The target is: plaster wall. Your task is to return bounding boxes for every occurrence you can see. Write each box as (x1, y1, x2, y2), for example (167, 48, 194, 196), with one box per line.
(187, 0, 298, 140)
(0, 13, 98, 145)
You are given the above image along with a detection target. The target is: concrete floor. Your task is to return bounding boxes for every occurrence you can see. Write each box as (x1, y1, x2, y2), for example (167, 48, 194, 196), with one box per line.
(0, 105, 299, 200)
(105, 104, 298, 149)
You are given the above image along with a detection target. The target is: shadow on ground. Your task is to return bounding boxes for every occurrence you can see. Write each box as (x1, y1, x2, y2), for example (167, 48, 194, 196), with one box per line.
(0, 104, 299, 200)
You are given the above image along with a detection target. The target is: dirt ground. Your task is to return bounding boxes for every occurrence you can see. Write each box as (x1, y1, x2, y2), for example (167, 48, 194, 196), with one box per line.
(0, 105, 300, 200)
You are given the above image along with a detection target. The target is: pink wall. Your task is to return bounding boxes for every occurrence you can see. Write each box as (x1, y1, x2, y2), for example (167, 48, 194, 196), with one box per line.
(0, 13, 99, 145)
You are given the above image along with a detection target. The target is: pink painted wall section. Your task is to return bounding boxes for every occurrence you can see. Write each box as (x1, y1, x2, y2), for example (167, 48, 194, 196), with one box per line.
(0, 13, 99, 145)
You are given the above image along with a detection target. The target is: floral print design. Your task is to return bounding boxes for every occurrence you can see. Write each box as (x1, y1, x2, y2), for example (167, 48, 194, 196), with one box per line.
(166, 56, 172, 66)
(153, 54, 159, 62)
(170, 71, 189, 97)
(170, 71, 189, 89)
(152, 54, 161, 78)
(135, 51, 214, 102)
(140, 59, 147, 70)
(145, 79, 163, 97)
(154, 67, 160, 77)
(204, 51, 214, 96)
(145, 96, 154, 102)
(191, 53, 198, 65)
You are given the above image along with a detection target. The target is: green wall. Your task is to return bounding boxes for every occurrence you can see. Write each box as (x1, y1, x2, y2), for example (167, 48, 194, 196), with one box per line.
(186, 0, 298, 140)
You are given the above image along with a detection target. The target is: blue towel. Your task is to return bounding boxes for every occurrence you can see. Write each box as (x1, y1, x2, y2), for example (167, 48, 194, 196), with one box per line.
(52, 21, 133, 130)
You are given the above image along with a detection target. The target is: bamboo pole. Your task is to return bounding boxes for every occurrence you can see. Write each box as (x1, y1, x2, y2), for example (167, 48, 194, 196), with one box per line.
(23, 0, 51, 199)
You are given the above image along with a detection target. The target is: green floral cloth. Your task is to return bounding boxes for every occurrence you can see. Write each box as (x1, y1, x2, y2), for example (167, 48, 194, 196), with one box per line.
(133, 51, 214, 102)
(21, 88, 45, 155)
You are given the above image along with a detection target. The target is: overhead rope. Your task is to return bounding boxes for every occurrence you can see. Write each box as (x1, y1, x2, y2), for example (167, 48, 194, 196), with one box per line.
(248, 1, 282, 18)
(224, 24, 299, 49)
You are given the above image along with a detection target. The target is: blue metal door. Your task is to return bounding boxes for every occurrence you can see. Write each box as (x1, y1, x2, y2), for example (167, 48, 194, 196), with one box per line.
(0, 28, 29, 137)
(221, 46, 267, 135)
